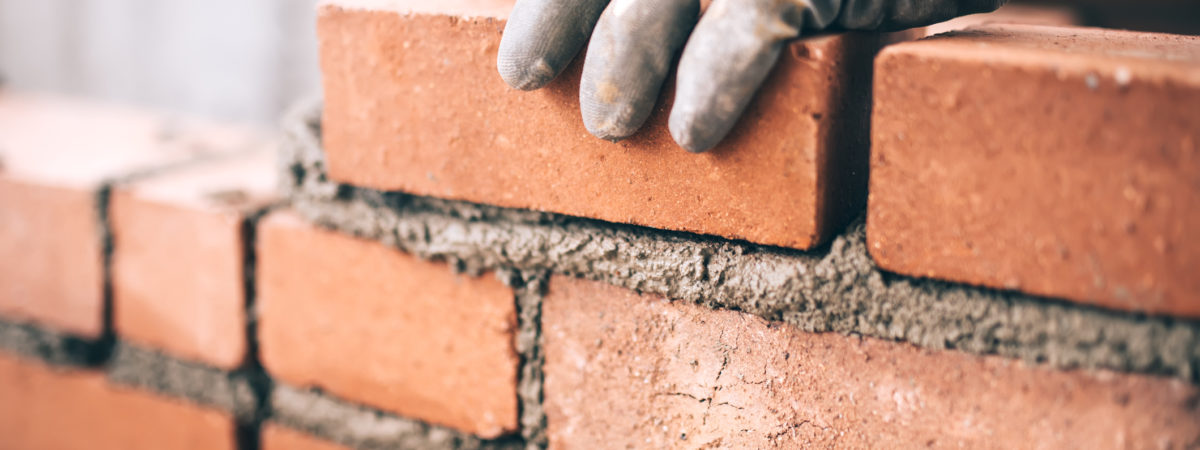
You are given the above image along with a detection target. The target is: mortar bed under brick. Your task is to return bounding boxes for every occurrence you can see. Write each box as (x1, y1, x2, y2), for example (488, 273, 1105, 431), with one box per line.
(284, 100, 1200, 383)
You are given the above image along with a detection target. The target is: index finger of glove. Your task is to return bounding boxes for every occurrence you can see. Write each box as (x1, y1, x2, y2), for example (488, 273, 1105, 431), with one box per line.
(669, 0, 837, 152)
(497, 0, 610, 90)
(579, 0, 700, 141)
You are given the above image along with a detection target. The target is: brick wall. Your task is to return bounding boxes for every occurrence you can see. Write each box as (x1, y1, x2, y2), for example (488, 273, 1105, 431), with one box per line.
(1, 2, 1198, 449)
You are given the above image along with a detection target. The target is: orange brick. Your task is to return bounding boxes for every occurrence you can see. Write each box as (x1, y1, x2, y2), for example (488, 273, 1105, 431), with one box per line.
(318, 2, 917, 250)
(257, 211, 519, 438)
(542, 276, 1200, 448)
(869, 25, 1200, 317)
(0, 178, 104, 337)
(111, 150, 276, 369)
(0, 93, 258, 337)
(924, 3, 1080, 35)
(261, 423, 350, 450)
(0, 351, 236, 449)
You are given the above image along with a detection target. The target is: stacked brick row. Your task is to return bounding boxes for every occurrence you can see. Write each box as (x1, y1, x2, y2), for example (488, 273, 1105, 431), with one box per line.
(0, 93, 273, 449)
(1, 1, 1198, 449)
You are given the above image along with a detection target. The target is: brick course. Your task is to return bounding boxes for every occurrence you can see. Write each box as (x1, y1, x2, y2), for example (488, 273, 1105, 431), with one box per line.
(542, 275, 1200, 448)
(3, 6, 1199, 448)
(257, 211, 520, 438)
(870, 24, 1200, 317)
(0, 351, 237, 450)
(111, 150, 275, 369)
(0, 93, 258, 337)
(318, 2, 916, 250)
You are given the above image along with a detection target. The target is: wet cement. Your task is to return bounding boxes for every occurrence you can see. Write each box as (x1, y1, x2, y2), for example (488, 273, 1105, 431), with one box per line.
(284, 100, 1200, 383)
(270, 384, 523, 449)
(106, 342, 260, 422)
(511, 274, 547, 448)
(0, 319, 109, 367)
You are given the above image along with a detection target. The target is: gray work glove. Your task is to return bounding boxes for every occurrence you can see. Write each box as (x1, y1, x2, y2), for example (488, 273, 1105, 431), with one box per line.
(497, 0, 1007, 152)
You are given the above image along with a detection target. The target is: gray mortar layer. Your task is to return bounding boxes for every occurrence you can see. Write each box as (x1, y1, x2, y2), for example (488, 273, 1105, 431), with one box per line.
(510, 274, 547, 448)
(270, 384, 524, 449)
(106, 342, 259, 422)
(283, 101, 1200, 382)
(0, 319, 107, 367)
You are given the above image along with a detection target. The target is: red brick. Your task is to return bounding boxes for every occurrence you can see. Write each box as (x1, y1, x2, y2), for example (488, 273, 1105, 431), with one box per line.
(924, 3, 1080, 36)
(111, 150, 276, 369)
(261, 424, 349, 450)
(0, 178, 104, 337)
(256, 211, 519, 438)
(0, 93, 259, 337)
(0, 351, 237, 450)
(869, 25, 1200, 317)
(542, 276, 1200, 448)
(318, 2, 918, 250)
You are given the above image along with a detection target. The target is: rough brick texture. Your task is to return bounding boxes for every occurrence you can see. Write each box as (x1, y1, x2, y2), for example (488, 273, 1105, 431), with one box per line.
(257, 211, 520, 438)
(924, 3, 1079, 35)
(0, 351, 237, 450)
(318, 2, 917, 250)
(262, 423, 350, 450)
(870, 25, 1200, 317)
(543, 275, 1200, 448)
(0, 93, 257, 337)
(112, 150, 275, 369)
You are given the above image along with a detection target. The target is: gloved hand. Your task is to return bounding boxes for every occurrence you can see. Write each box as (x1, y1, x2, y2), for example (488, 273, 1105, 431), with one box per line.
(497, 0, 1006, 152)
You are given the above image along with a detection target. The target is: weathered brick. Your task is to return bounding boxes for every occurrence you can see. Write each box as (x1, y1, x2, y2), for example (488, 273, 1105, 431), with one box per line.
(542, 275, 1200, 448)
(262, 423, 350, 450)
(318, 2, 917, 250)
(0, 350, 236, 449)
(257, 211, 519, 438)
(111, 150, 275, 369)
(869, 24, 1200, 317)
(0, 93, 256, 337)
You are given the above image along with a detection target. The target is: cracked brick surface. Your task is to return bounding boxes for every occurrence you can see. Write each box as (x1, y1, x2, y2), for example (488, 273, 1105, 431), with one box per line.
(542, 275, 1200, 448)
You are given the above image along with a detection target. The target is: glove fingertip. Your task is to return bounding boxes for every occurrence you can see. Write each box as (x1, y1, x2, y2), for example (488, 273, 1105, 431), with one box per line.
(669, 114, 720, 153)
(583, 118, 635, 142)
(497, 55, 557, 91)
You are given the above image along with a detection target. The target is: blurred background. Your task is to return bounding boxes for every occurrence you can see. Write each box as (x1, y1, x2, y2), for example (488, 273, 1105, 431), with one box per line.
(0, 0, 320, 125)
(0, 0, 1194, 126)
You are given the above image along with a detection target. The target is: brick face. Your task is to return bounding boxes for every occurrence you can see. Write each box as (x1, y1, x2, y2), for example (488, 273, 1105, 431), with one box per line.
(0, 93, 256, 337)
(256, 211, 520, 438)
(318, 3, 916, 250)
(0, 177, 104, 337)
(869, 25, 1200, 317)
(111, 150, 275, 369)
(0, 351, 237, 450)
(542, 275, 1200, 448)
(261, 424, 349, 450)
(924, 3, 1079, 35)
